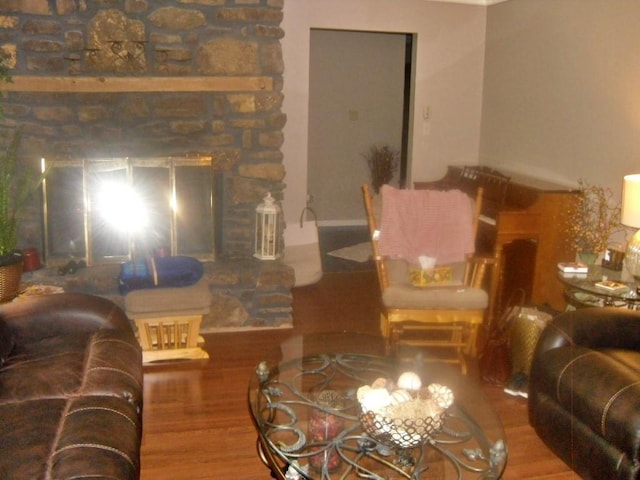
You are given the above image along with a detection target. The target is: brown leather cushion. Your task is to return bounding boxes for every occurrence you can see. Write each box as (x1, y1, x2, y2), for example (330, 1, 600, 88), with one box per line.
(0, 332, 91, 402)
(1, 398, 68, 478)
(1, 396, 140, 479)
(534, 345, 640, 462)
(82, 330, 143, 410)
(0, 329, 141, 408)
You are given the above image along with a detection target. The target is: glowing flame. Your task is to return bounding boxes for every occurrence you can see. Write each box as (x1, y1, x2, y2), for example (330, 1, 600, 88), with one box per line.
(96, 181, 149, 233)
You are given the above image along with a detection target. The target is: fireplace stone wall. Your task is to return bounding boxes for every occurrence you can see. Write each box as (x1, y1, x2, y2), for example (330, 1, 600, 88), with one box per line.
(0, 0, 286, 259)
(0, 0, 294, 328)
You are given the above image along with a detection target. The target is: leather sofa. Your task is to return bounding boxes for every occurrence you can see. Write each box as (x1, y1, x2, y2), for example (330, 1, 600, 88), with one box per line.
(529, 307, 640, 480)
(0, 293, 143, 480)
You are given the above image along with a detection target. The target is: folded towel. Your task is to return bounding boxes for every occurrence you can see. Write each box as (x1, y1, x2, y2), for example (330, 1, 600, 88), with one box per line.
(119, 255, 204, 294)
(378, 185, 475, 265)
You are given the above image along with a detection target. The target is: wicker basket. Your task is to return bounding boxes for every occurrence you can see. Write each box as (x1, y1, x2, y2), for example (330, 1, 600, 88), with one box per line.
(509, 308, 552, 375)
(360, 409, 445, 449)
(0, 256, 23, 303)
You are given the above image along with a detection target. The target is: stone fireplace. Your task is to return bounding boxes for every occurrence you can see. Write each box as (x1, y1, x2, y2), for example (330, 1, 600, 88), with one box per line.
(0, 0, 294, 329)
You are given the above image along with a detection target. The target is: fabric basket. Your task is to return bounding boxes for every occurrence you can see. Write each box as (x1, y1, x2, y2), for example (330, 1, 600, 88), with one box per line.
(509, 307, 552, 375)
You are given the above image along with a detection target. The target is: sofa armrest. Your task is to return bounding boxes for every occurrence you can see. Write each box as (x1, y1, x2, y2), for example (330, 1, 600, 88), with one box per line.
(0, 293, 134, 343)
(529, 306, 640, 480)
(534, 307, 640, 356)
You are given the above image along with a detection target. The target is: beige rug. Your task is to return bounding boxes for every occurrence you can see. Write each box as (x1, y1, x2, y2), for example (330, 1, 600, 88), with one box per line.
(327, 242, 372, 263)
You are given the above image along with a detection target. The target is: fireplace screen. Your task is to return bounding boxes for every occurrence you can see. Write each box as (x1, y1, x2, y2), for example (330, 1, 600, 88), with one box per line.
(43, 156, 214, 265)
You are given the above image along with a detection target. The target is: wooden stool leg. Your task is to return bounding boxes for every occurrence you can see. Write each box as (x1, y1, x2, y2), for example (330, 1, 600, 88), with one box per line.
(132, 315, 209, 364)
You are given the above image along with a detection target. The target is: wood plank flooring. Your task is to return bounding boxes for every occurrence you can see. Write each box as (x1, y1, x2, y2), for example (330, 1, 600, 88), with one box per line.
(140, 270, 579, 479)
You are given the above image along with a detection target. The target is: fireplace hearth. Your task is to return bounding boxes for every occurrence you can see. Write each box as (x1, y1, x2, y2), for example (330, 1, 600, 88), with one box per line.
(24, 258, 294, 330)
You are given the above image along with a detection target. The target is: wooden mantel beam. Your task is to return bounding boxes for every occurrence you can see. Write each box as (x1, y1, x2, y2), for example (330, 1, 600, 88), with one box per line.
(2, 75, 273, 93)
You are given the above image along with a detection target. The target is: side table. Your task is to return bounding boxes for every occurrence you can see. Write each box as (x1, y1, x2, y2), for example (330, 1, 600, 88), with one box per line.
(558, 265, 640, 309)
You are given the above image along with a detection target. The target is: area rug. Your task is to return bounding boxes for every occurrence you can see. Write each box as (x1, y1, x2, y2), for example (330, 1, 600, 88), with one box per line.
(327, 242, 372, 263)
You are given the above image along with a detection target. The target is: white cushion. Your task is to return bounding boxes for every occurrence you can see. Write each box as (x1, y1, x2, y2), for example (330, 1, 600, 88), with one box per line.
(125, 277, 211, 317)
(383, 284, 488, 310)
(382, 258, 487, 310)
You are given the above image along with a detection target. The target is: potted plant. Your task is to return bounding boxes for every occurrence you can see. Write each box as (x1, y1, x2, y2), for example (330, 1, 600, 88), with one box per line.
(566, 180, 622, 263)
(0, 57, 44, 300)
(363, 144, 400, 194)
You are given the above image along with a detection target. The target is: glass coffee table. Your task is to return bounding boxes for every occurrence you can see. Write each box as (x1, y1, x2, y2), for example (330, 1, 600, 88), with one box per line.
(558, 265, 640, 309)
(248, 333, 507, 479)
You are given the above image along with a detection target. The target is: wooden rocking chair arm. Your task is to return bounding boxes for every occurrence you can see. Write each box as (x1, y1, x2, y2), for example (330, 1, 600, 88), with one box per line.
(464, 254, 495, 287)
(466, 254, 496, 265)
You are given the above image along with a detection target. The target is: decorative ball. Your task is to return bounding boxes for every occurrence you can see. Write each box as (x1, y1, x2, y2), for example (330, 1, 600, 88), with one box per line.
(357, 385, 373, 403)
(428, 383, 454, 409)
(360, 387, 391, 412)
(397, 371, 422, 391)
(389, 389, 412, 405)
(371, 377, 389, 389)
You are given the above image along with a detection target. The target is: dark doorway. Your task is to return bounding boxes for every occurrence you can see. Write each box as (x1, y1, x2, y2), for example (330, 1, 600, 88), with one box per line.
(307, 29, 414, 226)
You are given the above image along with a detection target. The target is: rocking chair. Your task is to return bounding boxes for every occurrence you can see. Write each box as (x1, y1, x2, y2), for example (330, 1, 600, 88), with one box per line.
(362, 183, 493, 374)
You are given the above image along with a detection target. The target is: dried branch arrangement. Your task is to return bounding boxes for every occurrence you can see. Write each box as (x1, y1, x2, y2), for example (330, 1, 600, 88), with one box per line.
(566, 180, 621, 254)
(363, 144, 399, 194)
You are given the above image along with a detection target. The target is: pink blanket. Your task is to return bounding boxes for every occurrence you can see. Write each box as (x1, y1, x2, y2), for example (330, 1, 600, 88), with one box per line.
(378, 185, 475, 265)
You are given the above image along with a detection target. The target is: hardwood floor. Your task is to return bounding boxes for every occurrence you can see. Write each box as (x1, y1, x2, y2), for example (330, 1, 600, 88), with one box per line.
(140, 270, 578, 479)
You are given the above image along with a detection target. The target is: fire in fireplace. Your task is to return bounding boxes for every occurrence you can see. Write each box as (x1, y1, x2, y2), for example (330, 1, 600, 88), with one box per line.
(43, 155, 214, 265)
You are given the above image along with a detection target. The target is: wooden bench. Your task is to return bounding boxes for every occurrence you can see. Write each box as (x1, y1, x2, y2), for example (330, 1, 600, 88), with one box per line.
(124, 278, 211, 364)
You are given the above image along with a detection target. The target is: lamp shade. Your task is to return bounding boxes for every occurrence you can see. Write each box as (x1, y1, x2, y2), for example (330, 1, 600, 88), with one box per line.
(621, 174, 640, 228)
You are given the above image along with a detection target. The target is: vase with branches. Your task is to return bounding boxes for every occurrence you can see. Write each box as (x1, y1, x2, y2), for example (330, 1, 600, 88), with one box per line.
(363, 144, 399, 194)
(566, 180, 621, 261)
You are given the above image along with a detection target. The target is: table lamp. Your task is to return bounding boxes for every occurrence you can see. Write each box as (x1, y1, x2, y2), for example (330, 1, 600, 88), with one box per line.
(621, 174, 640, 279)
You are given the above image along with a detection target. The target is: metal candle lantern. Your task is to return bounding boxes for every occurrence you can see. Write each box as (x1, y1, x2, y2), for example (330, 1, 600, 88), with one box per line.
(254, 192, 281, 260)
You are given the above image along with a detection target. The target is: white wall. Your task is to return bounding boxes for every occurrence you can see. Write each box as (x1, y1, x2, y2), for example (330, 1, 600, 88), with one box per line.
(480, 0, 640, 245)
(308, 30, 405, 224)
(281, 0, 487, 223)
(481, 0, 640, 193)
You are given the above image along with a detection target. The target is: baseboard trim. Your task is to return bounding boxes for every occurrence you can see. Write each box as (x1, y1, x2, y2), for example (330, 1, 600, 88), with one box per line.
(317, 220, 367, 227)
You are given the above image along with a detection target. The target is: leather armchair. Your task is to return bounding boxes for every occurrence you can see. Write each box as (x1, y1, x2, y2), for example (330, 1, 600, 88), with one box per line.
(529, 307, 640, 480)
